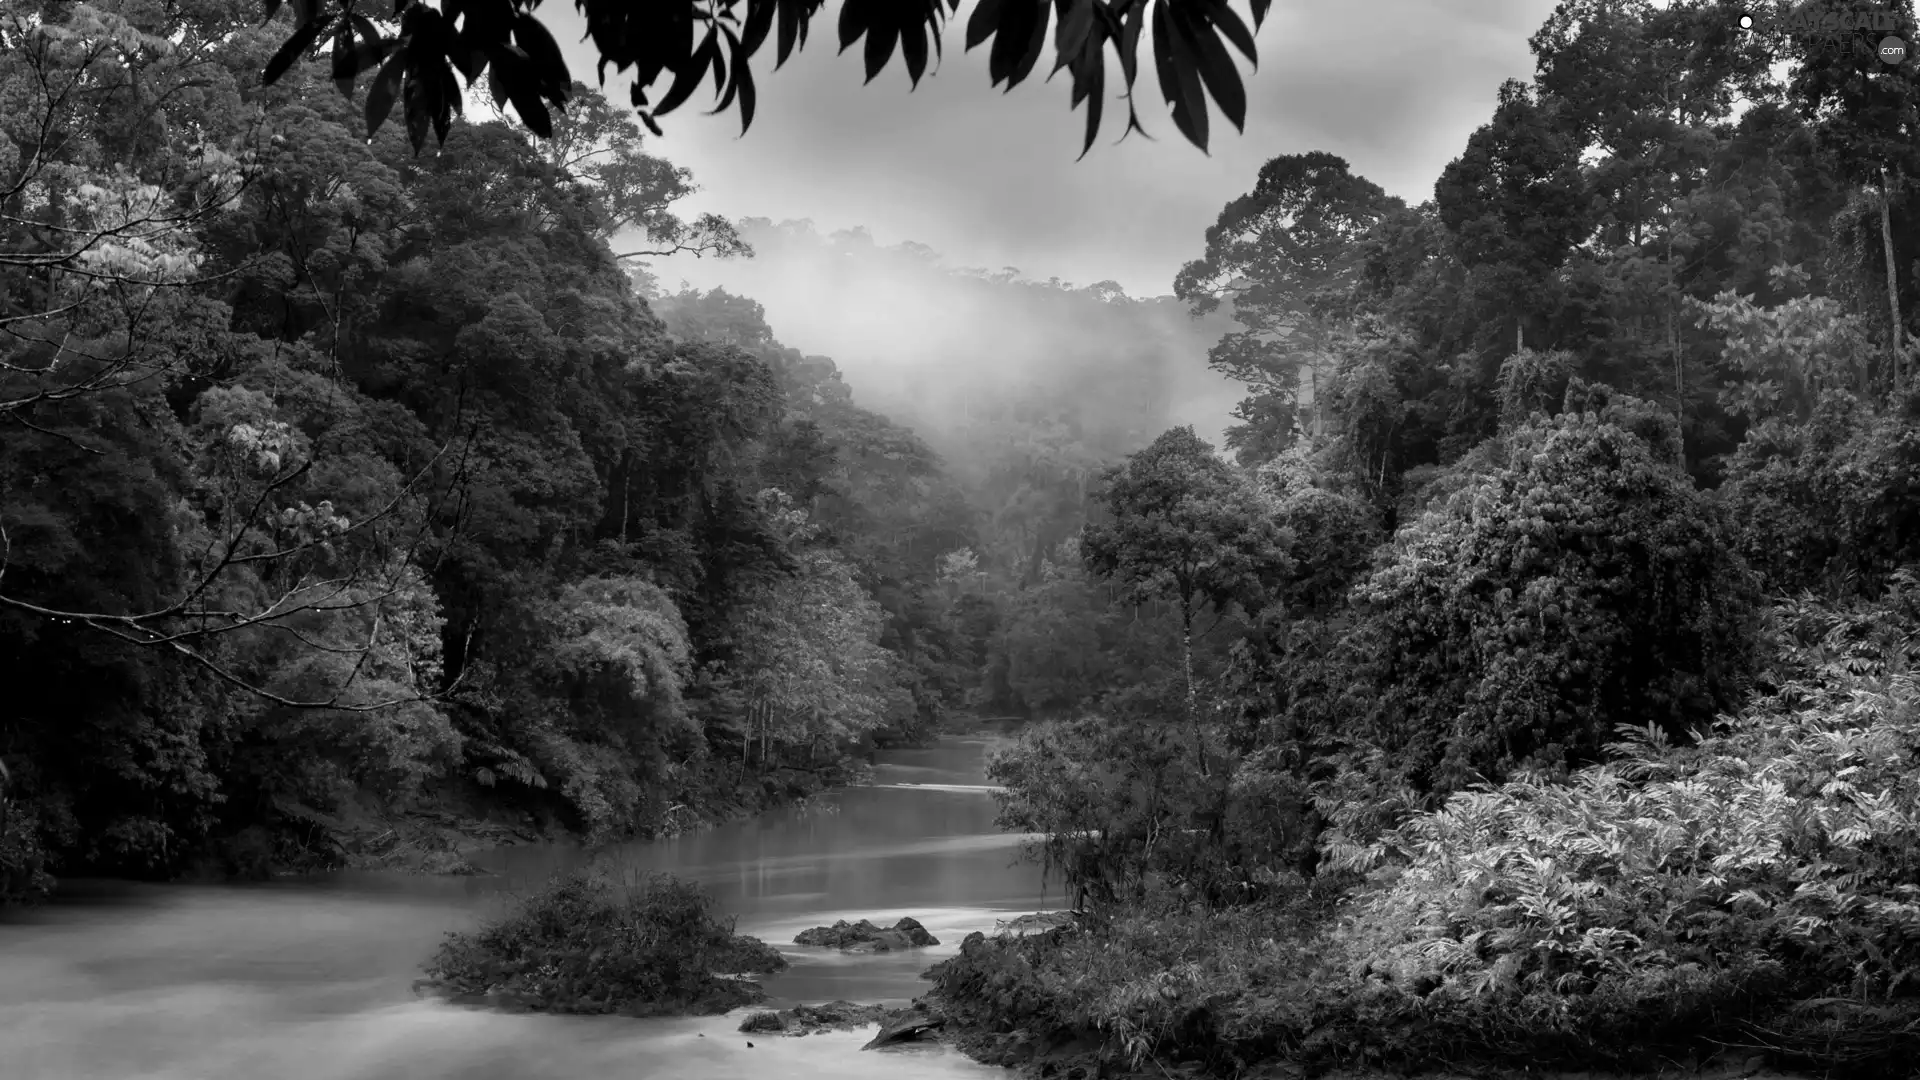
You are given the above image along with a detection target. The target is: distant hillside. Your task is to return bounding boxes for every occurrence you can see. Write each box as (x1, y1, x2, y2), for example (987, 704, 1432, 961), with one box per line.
(648, 218, 1245, 475)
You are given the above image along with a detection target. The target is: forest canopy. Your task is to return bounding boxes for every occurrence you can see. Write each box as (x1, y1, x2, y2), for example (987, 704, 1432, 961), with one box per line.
(11, 0, 1920, 1074)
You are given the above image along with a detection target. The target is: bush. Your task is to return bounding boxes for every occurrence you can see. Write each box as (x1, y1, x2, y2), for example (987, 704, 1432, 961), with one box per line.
(423, 869, 787, 1015)
(1353, 393, 1760, 791)
(947, 589, 1920, 1078)
(1719, 391, 1920, 598)
(927, 880, 1351, 1074)
(1320, 602, 1920, 1074)
(0, 797, 55, 905)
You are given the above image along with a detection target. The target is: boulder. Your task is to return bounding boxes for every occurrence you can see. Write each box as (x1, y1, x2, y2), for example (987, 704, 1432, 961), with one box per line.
(737, 1000, 897, 1037)
(793, 916, 939, 951)
(738, 1010, 787, 1033)
(994, 911, 1078, 935)
(860, 1005, 945, 1049)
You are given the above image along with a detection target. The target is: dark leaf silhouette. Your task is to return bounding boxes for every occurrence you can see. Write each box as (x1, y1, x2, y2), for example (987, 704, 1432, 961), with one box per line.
(261, 0, 1267, 156)
(263, 12, 335, 86)
(364, 48, 407, 134)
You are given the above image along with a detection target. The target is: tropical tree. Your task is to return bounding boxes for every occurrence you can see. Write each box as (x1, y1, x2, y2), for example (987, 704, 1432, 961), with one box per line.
(537, 82, 749, 261)
(0, 1, 460, 712)
(1353, 385, 1759, 792)
(1175, 152, 1401, 458)
(718, 490, 893, 766)
(1080, 426, 1290, 770)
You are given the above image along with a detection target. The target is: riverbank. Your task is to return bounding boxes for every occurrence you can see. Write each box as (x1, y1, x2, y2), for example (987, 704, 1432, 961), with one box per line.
(349, 713, 977, 879)
(274, 758, 875, 879)
(906, 914, 1874, 1080)
(709, 984, 1820, 1080)
(0, 708, 946, 906)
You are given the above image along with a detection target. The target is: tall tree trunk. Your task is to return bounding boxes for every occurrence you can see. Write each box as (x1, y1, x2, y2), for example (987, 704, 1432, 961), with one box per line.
(619, 453, 633, 543)
(1181, 601, 1208, 778)
(1882, 168, 1905, 394)
(1308, 358, 1322, 438)
(1667, 230, 1685, 470)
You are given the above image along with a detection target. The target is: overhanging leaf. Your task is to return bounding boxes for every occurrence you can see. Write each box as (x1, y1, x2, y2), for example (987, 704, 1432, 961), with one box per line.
(264, 14, 335, 86)
(365, 48, 407, 136)
(654, 33, 718, 116)
(776, 0, 803, 64)
(1205, 0, 1257, 64)
(863, 24, 900, 83)
(742, 0, 777, 54)
(511, 85, 554, 137)
(402, 66, 439, 153)
(967, 0, 1007, 50)
(901, 22, 929, 85)
(1052, 0, 1095, 71)
(1152, 0, 1209, 150)
(513, 13, 572, 97)
(331, 20, 358, 96)
(1176, 4, 1245, 133)
(435, 59, 462, 143)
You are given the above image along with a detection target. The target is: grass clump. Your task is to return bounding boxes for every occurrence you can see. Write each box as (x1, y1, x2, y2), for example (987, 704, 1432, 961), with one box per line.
(423, 868, 787, 1016)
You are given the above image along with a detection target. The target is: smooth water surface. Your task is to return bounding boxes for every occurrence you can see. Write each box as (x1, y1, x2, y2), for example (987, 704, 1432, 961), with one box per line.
(0, 735, 1053, 1080)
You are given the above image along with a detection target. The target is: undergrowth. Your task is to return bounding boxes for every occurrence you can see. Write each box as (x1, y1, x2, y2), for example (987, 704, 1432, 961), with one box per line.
(933, 589, 1920, 1078)
(424, 868, 787, 1016)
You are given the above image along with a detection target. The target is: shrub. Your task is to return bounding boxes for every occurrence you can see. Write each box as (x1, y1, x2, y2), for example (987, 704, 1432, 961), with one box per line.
(0, 796, 55, 905)
(950, 589, 1920, 1077)
(1353, 393, 1760, 791)
(988, 709, 1209, 908)
(423, 869, 787, 1015)
(927, 884, 1349, 1074)
(1719, 391, 1920, 598)
(1323, 617, 1920, 1074)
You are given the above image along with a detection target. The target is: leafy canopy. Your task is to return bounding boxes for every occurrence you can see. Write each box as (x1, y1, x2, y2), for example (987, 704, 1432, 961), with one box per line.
(260, 0, 1273, 158)
(1081, 425, 1291, 626)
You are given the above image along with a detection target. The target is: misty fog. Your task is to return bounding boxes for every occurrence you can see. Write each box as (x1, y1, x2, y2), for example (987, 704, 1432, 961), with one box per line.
(647, 218, 1246, 469)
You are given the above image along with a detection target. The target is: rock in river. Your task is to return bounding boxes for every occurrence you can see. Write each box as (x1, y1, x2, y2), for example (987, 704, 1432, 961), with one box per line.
(738, 1000, 889, 1036)
(793, 916, 939, 952)
(735, 999, 947, 1049)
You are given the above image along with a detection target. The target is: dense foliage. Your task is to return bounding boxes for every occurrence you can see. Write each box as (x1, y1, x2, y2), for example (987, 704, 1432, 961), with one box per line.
(14, 0, 1920, 1073)
(931, 2, 1920, 1076)
(0, 0, 980, 895)
(422, 868, 789, 1015)
(259, 0, 1276, 157)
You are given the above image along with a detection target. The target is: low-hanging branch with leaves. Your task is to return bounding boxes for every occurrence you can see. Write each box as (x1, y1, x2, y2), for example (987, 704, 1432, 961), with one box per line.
(260, 0, 1270, 158)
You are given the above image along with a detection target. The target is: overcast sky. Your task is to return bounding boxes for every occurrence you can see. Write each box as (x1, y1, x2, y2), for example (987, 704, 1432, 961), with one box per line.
(539, 1, 1559, 299)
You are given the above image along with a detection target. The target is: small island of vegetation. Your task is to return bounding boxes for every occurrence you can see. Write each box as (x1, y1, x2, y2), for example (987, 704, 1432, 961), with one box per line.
(417, 869, 788, 1016)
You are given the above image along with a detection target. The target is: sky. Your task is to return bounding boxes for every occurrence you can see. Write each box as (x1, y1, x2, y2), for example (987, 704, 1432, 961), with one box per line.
(535, 0, 1563, 299)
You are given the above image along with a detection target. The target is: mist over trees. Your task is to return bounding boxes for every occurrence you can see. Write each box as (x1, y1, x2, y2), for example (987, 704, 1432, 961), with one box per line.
(10, 0, 1920, 1074)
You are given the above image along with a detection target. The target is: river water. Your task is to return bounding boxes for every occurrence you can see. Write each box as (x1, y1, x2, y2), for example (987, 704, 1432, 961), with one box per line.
(0, 735, 1052, 1080)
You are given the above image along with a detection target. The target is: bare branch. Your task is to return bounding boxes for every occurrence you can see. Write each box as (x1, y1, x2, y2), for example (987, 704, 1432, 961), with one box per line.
(1, 409, 105, 454)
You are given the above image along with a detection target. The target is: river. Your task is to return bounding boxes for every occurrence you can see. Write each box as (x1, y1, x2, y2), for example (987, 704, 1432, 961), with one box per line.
(0, 734, 1052, 1080)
